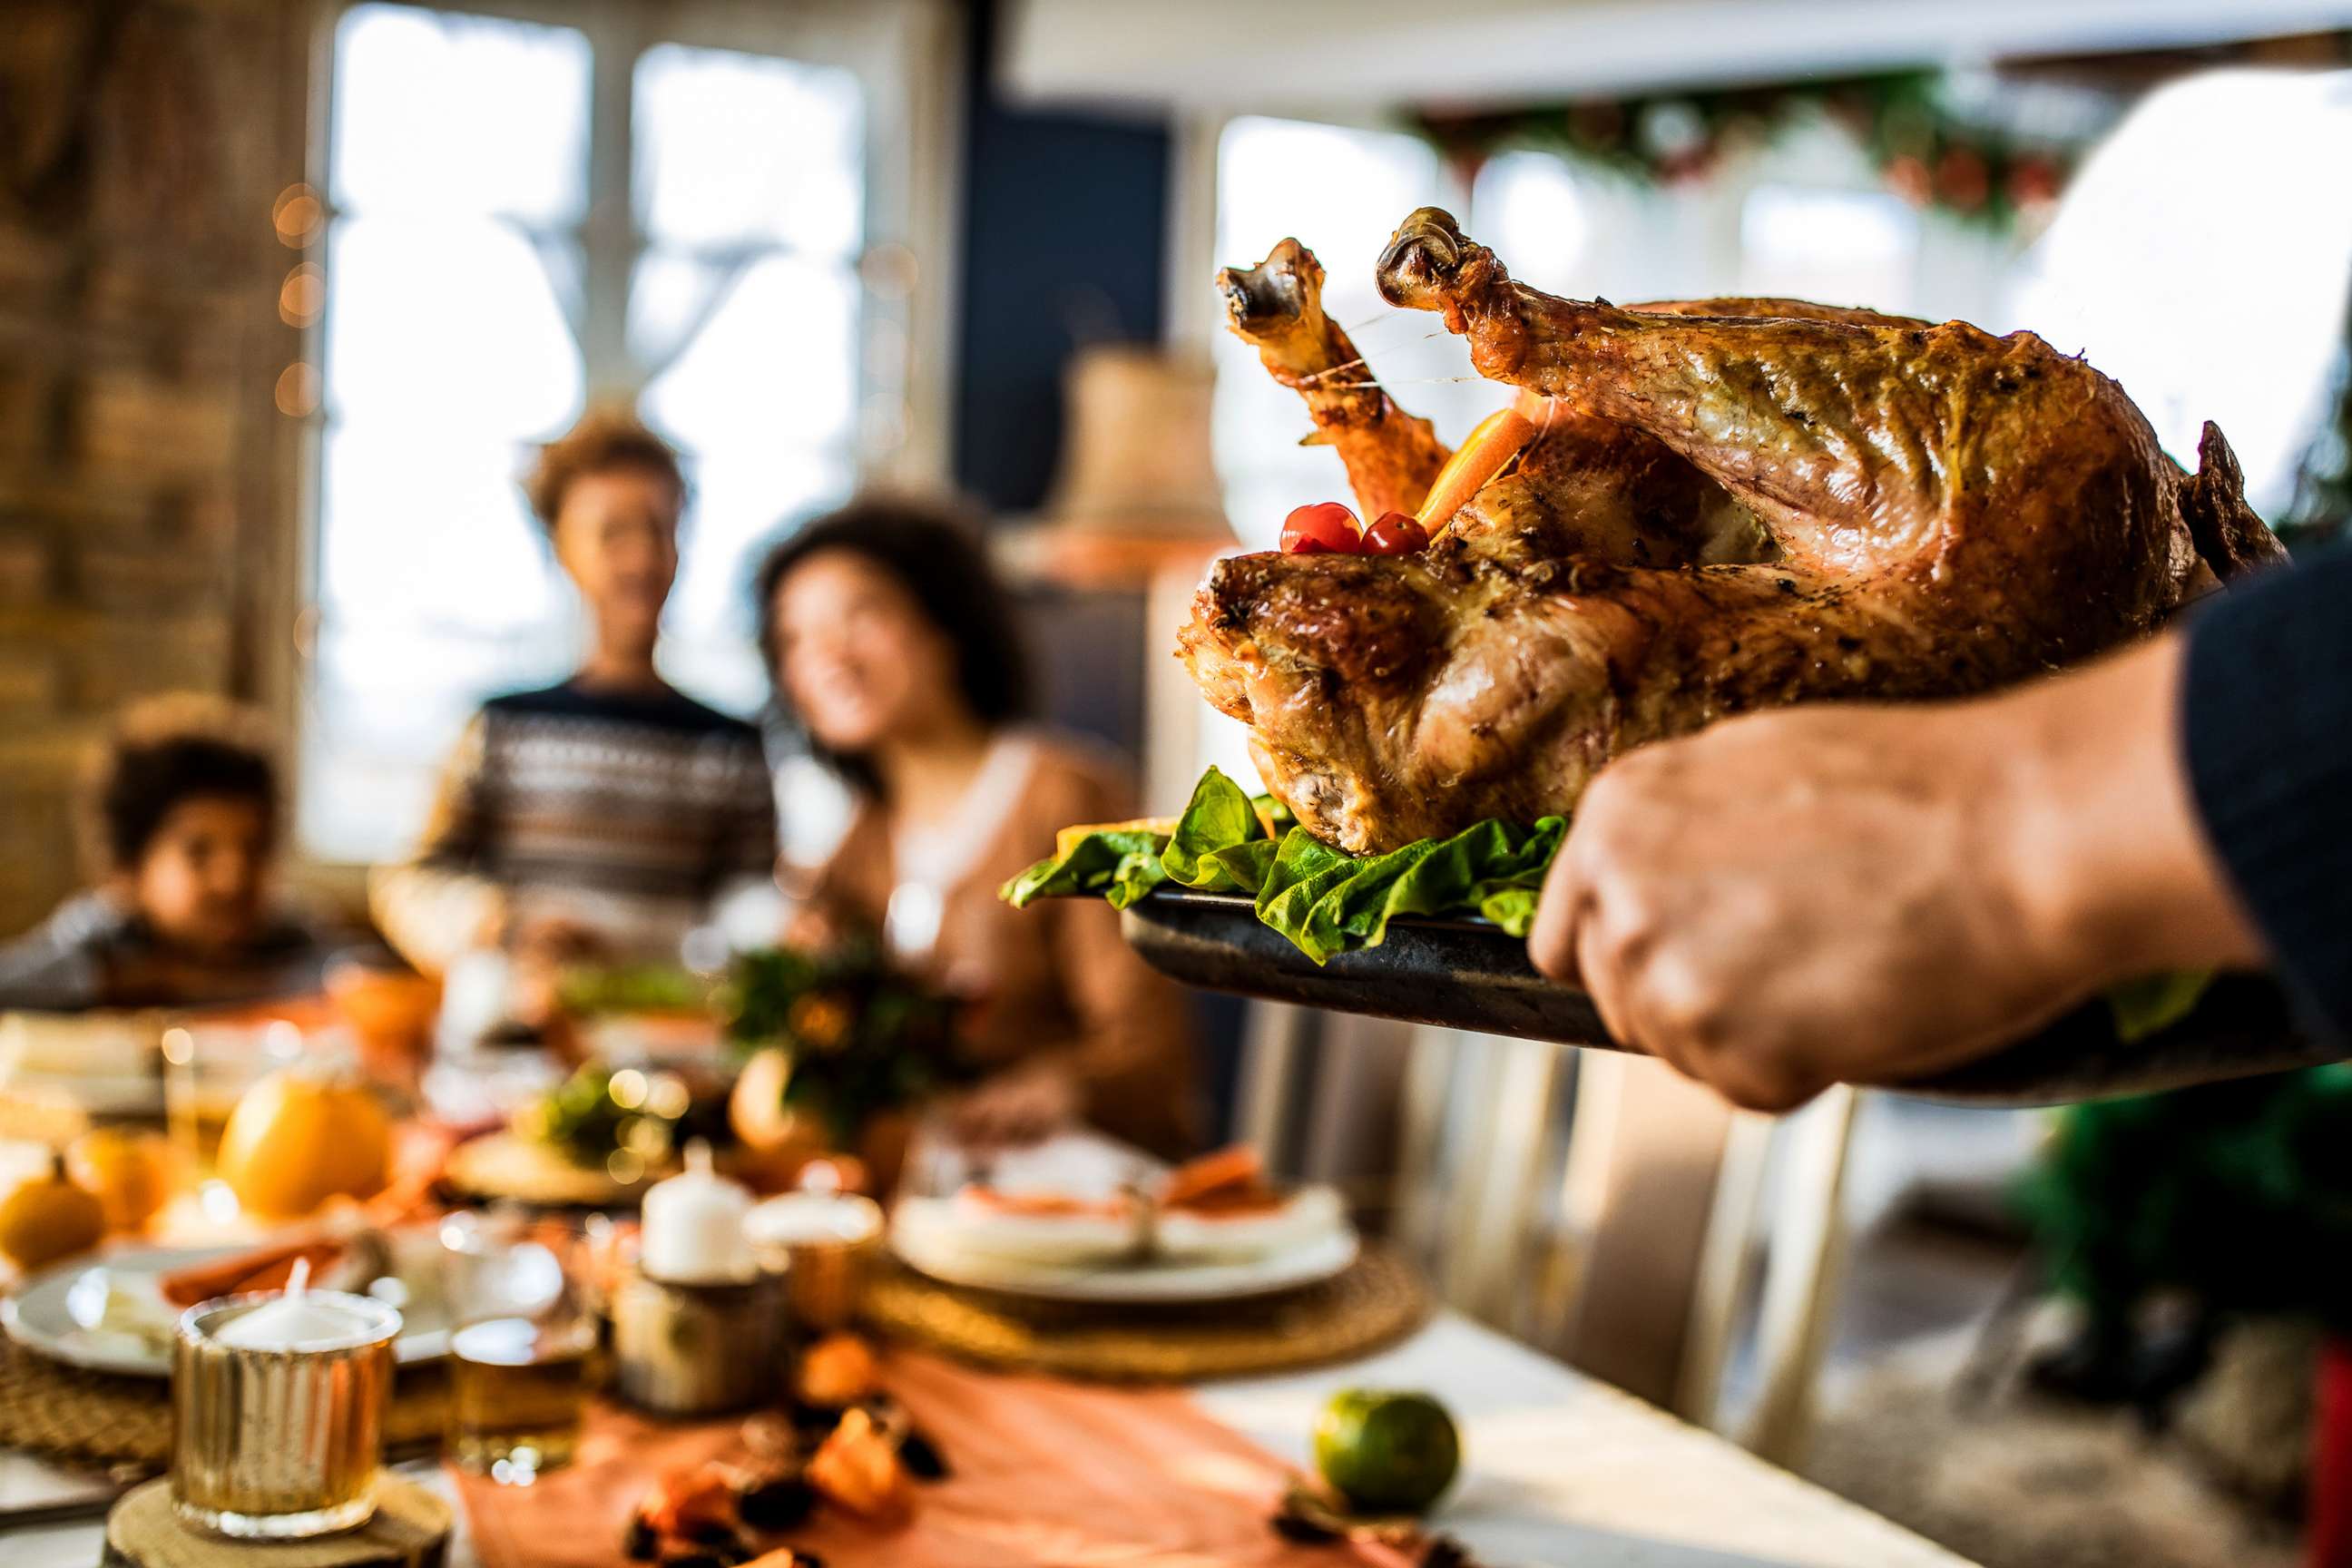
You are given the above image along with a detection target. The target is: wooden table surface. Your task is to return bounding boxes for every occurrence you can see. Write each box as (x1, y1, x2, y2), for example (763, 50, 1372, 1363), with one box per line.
(1, 1308, 1975, 1568)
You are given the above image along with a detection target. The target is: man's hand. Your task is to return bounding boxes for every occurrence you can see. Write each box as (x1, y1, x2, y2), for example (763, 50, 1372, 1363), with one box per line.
(1527, 634, 2265, 1110)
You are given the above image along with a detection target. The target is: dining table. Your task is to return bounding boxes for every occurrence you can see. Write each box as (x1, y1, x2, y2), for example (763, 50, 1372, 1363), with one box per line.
(0, 1304, 1977, 1568)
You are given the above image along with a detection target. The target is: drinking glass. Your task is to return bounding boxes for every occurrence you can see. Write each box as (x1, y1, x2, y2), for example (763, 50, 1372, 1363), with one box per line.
(439, 1210, 600, 1483)
(162, 1020, 304, 1171)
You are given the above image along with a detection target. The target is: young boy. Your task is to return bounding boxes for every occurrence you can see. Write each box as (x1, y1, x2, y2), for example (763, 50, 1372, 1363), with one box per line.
(370, 407, 777, 977)
(0, 697, 335, 1011)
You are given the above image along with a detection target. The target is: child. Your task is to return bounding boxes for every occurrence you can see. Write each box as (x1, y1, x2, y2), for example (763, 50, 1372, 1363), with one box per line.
(0, 697, 336, 1011)
(370, 408, 777, 977)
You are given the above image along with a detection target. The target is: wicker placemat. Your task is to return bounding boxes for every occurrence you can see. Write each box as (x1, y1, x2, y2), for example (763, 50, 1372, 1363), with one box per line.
(0, 1333, 450, 1468)
(441, 1131, 655, 1208)
(863, 1241, 1429, 1383)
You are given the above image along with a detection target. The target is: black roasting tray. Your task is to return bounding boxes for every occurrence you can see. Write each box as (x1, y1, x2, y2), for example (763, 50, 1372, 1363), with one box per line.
(1112, 889, 2340, 1106)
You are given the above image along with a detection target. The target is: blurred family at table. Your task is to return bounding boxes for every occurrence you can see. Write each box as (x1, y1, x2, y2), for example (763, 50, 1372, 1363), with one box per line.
(0, 408, 1196, 1156)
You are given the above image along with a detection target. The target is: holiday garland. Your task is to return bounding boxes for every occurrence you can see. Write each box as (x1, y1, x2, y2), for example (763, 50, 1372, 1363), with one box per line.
(1412, 70, 2080, 233)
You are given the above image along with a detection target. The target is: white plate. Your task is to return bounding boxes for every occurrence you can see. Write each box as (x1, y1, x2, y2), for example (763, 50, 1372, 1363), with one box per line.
(2, 1242, 451, 1378)
(889, 1197, 1358, 1303)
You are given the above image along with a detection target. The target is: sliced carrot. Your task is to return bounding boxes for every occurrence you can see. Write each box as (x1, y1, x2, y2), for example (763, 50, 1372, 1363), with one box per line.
(1159, 1144, 1264, 1208)
(159, 1239, 342, 1308)
(1414, 407, 1538, 538)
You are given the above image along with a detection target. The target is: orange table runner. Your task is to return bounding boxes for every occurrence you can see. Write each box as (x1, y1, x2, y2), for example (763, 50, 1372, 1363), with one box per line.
(454, 1349, 1412, 1568)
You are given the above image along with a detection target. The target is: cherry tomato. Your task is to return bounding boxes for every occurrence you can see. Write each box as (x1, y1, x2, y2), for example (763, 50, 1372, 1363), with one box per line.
(1281, 502, 1361, 554)
(1362, 511, 1431, 554)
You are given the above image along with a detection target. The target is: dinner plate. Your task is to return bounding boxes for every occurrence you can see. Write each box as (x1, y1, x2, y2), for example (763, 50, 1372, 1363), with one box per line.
(1114, 889, 2344, 1106)
(889, 1196, 1359, 1302)
(2, 1242, 452, 1378)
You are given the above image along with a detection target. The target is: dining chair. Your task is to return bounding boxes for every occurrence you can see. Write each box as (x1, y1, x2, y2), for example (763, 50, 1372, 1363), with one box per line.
(1230, 1007, 1862, 1462)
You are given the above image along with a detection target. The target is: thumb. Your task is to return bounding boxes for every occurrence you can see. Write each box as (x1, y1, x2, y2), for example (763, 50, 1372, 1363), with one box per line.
(1525, 842, 1587, 985)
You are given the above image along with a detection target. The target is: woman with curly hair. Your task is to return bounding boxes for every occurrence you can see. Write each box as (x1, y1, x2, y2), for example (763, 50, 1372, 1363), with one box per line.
(757, 497, 1197, 1157)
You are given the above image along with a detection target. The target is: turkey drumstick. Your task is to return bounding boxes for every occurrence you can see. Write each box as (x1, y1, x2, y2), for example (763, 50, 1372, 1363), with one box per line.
(1219, 238, 1449, 521)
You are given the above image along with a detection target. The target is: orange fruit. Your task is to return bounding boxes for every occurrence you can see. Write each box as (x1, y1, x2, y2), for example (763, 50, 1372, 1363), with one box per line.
(216, 1071, 391, 1219)
(66, 1128, 173, 1233)
(730, 1049, 816, 1154)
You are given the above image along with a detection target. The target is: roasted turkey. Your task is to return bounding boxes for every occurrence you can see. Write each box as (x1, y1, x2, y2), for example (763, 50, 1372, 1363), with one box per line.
(1182, 207, 2286, 854)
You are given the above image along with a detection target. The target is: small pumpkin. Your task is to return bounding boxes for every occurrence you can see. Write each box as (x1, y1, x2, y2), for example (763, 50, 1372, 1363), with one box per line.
(0, 1152, 106, 1269)
(66, 1127, 173, 1233)
(216, 1069, 392, 1220)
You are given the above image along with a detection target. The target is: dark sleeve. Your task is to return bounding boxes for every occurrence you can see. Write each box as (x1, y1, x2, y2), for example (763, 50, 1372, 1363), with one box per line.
(2181, 546, 2352, 1043)
(0, 897, 114, 1012)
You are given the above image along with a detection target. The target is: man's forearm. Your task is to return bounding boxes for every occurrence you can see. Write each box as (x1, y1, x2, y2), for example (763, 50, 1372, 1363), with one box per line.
(2000, 632, 2268, 995)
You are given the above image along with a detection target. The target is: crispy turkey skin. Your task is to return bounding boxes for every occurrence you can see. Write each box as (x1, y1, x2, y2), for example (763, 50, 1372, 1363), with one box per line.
(1183, 209, 2286, 854)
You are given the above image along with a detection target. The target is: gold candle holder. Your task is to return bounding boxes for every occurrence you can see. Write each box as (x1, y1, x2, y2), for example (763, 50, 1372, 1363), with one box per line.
(745, 1191, 884, 1333)
(171, 1289, 401, 1540)
(611, 1264, 788, 1416)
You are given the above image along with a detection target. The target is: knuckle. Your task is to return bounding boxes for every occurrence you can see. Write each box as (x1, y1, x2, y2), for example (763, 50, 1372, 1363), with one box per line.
(1711, 1054, 1823, 1114)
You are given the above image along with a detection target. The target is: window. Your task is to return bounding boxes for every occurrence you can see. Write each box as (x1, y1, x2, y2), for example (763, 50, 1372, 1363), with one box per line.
(1739, 185, 1920, 312)
(1468, 151, 1592, 299)
(301, 5, 888, 863)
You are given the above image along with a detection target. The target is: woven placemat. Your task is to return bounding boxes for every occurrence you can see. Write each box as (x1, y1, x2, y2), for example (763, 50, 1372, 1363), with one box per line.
(0, 1333, 450, 1468)
(864, 1241, 1429, 1383)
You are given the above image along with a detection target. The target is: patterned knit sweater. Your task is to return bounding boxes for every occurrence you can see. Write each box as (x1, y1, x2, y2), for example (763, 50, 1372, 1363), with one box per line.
(370, 681, 778, 971)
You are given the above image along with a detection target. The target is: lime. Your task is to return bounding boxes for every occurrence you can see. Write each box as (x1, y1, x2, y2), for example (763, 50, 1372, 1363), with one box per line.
(1313, 1388, 1460, 1513)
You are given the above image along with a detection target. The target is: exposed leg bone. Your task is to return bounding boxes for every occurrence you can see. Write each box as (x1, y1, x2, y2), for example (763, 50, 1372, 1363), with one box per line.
(1220, 238, 1450, 520)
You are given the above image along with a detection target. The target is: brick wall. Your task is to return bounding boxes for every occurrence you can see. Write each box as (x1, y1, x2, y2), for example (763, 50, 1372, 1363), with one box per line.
(0, 0, 306, 936)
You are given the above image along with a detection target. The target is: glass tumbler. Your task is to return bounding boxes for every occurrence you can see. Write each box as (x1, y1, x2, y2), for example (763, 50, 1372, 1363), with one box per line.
(440, 1210, 601, 1483)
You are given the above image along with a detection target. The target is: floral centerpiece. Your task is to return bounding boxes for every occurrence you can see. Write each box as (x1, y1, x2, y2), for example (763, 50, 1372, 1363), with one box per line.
(720, 941, 967, 1191)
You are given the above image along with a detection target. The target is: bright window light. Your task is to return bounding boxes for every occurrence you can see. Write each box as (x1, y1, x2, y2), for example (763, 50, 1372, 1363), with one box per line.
(304, 8, 866, 862)
(1739, 184, 1920, 312)
(2008, 69, 2352, 514)
(1471, 152, 1592, 298)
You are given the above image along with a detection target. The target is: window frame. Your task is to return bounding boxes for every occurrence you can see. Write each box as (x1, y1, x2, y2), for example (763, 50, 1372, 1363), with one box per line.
(279, 0, 961, 884)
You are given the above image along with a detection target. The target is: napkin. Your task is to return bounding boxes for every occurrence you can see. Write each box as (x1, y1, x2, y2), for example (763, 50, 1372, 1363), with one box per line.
(454, 1350, 1414, 1568)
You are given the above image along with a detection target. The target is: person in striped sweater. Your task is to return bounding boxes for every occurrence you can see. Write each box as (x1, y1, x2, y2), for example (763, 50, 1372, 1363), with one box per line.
(371, 410, 776, 984)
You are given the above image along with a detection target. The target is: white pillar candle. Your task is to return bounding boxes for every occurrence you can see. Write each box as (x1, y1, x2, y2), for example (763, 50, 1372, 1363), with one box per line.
(640, 1141, 756, 1284)
(212, 1259, 370, 1349)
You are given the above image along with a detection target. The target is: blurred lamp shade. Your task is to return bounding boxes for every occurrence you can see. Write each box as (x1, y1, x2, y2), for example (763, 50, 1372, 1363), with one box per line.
(1015, 346, 1233, 588)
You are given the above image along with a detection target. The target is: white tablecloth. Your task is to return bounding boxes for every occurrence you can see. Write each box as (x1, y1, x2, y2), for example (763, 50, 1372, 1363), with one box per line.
(0, 1311, 1975, 1568)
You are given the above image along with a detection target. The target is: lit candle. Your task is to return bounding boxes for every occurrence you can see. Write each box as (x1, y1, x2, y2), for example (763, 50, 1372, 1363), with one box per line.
(744, 1191, 883, 1249)
(639, 1142, 755, 1284)
(212, 1259, 368, 1349)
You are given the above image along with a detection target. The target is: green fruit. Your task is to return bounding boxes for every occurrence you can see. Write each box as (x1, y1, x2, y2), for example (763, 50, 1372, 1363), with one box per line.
(1314, 1388, 1460, 1514)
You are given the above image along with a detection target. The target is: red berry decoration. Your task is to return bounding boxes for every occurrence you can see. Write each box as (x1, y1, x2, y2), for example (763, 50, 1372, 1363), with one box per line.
(1281, 502, 1361, 554)
(1362, 511, 1431, 554)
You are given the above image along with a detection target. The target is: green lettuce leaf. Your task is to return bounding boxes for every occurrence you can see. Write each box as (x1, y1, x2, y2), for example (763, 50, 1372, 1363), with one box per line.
(1161, 766, 1267, 893)
(2106, 970, 2216, 1044)
(1005, 768, 1572, 963)
(1001, 828, 1170, 907)
(1009, 773, 2230, 1046)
